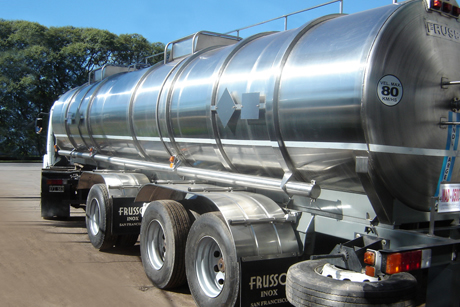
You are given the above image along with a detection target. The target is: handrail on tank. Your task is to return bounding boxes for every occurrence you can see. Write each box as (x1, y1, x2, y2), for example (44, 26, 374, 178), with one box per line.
(164, 31, 241, 64)
(163, 32, 197, 64)
(142, 52, 164, 64)
(225, 0, 344, 37)
(88, 64, 132, 84)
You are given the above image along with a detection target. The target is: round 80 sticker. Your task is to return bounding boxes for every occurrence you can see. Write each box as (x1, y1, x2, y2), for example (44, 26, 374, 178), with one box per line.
(377, 75, 403, 106)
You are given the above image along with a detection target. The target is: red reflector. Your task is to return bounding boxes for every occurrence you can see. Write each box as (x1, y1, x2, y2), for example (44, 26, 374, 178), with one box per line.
(402, 250, 422, 271)
(385, 250, 422, 274)
(47, 179, 63, 185)
(453, 6, 460, 17)
(443, 2, 453, 13)
(432, 0, 443, 9)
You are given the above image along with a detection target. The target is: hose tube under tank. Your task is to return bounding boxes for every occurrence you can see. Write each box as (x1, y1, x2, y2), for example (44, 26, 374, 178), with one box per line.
(59, 150, 321, 199)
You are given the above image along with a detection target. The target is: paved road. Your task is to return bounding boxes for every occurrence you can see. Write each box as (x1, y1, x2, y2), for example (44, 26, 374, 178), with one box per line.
(0, 163, 195, 307)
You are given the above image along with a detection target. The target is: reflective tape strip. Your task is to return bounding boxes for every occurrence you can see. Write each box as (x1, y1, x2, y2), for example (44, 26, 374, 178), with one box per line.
(286, 141, 368, 151)
(221, 139, 277, 147)
(436, 112, 460, 196)
(175, 138, 217, 145)
(92, 135, 133, 140)
(137, 136, 162, 142)
(369, 144, 457, 157)
(58, 134, 458, 158)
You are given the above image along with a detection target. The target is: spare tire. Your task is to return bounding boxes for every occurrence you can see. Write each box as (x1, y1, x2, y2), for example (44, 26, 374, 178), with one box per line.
(286, 259, 417, 307)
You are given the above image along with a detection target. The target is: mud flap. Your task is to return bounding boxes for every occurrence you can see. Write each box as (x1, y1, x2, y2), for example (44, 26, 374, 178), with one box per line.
(112, 198, 142, 235)
(240, 257, 298, 307)
(41, 198, 70, 218)
(41, 168, 81, 218)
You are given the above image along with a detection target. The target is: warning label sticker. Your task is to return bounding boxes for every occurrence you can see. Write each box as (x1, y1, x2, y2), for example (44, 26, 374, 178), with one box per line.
(439, 183, 460, 213)
(377, 75, 403, 106)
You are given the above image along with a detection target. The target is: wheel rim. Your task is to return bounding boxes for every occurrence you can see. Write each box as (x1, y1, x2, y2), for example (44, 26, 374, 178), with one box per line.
(88, 198, 101, 236)
(146, 219, 166, 270)
(196, 236, 225, 298)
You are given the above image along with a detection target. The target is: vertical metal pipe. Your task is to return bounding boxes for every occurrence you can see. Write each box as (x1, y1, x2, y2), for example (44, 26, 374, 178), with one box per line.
(284, 16, 288, 31)
(340, 0, 343, 14)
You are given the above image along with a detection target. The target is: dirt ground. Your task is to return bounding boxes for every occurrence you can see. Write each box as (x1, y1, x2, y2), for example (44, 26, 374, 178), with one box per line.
(0, 163, 196, 307)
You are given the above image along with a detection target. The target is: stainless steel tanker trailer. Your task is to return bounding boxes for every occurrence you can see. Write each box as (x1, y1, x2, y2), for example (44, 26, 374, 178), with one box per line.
(38, 0, 460, 305)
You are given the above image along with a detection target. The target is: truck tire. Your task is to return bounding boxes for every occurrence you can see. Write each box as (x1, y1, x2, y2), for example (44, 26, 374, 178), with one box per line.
(140, 200, 191, 289)
(85, 184, 117, 251)
(286, 259, 417, 307)
(185, 212, 239, 307)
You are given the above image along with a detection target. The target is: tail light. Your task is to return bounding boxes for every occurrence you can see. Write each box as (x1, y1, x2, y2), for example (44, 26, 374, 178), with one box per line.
(382, 249, 431, 274)
(169, 155, 181, 169)
(365, 265, 376, 277)
(47, 179, 63, 185)
(364, 249, 432, 277)
(432, 0, 442, 9)
(364, 251, 376, 265)
(364, 251, 377, 277)
(428, 0, 460, 18)
(443, 2, 453, 13)
(453, 6, 460, 16)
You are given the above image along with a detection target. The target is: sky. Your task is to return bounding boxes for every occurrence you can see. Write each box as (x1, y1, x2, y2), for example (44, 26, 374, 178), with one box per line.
(1, 0, 396, 45)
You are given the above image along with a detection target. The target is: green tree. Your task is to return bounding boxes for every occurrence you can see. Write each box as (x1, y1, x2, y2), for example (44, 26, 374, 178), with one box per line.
(0, 19, 164, 158)
(114, 34, 164, 65)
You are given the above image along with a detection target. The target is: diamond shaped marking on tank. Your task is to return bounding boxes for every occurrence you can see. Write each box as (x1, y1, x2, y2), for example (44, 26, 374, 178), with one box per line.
(217, 88, 238, 127)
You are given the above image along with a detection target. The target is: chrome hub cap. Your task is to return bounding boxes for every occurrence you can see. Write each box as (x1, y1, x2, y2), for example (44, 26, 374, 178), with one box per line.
(147, 220, 166, 270)
(196, 236, 225, 298)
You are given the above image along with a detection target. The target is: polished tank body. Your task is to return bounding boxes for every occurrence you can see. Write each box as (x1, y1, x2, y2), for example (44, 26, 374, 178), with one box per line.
(52, 0, 460, 213)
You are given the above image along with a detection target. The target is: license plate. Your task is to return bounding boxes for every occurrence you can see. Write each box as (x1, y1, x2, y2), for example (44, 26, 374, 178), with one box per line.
(439, 183, 460, 213)
(49, 185, 65, 193)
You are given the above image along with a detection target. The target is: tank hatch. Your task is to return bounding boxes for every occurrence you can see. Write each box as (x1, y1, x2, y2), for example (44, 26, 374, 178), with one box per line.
(89, 64, 133, 83)
(164, 31, 242, 63)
